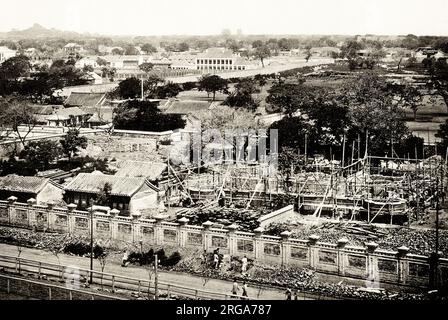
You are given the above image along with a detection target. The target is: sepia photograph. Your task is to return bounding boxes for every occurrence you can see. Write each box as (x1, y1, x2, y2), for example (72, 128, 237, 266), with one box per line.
(0, 0, 447, 314)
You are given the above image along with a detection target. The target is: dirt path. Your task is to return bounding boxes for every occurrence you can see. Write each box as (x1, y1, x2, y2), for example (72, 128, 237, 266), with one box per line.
(0, 243, 290, 300)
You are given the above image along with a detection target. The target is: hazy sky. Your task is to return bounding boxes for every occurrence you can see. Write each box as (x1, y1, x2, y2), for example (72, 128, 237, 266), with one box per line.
(1, 0, 447, 36)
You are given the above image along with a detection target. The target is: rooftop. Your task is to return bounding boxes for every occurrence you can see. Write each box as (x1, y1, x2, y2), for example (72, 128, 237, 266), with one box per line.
(64, 173, 155, 197)
(198, 47, 235, 59)
(0, 175, 50, 194)
(31, 105, 63, 115)
(65, 92, 106, 107)
(46, 107, 88, 121)
(114, 161, 167, 180)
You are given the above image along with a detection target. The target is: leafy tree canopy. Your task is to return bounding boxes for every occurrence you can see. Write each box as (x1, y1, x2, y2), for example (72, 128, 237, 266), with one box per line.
(113, 99, 186, 132)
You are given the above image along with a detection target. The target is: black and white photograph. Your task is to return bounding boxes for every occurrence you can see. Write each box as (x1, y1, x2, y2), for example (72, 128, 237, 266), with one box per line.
(0, 0, 447, 313)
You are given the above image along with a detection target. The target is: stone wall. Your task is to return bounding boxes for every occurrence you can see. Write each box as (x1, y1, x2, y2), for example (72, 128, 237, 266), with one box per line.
(0, 199, 447, 290)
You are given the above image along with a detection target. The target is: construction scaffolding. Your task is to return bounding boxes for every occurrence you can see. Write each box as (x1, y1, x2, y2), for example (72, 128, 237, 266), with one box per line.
(164, 154, 448, 225)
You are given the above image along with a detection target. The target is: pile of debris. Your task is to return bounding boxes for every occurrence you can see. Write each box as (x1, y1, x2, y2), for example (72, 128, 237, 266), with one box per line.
(0, 226, 108, 256)
(264, 222, 448, 257)
(172, 249, 434, 300)
(177, 205, 270, 231)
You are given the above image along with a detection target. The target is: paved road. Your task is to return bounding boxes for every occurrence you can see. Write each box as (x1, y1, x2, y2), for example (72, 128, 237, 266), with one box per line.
(0, 243, 290, 300)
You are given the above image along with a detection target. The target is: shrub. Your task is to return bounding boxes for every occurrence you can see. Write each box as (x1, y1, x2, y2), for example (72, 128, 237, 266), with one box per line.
(164, 251, 182, 267)
(159, 139, 172, 145)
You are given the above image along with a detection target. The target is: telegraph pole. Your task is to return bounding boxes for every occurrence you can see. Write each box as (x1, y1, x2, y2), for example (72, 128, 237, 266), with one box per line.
(89, 206, 94, 284)
(304, 133, 308, 163)
(154, 253, 159, 300)
(434, 176, 440, 289)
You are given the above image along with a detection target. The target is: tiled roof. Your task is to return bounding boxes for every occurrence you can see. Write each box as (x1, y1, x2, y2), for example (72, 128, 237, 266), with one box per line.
(114, 161, 167, 180)
(64, 173, 153, 197)
(31, 105, 63, 115)
(198, 47, 235, 59)
(163, 100, 212, 115)
(46, 107, 87, 121)
(65, 92, 106, 107)
(0, 175, 50, 194)
(81, 106, 114, 123)
(82, 71, 102, 80)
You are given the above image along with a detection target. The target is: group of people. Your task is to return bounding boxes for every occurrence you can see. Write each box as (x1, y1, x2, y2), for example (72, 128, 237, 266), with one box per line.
(285, 288, 300, 300)
(232, 279, 249, 299)
(202, 249, 249, 275)
(201, 249, 224, 269)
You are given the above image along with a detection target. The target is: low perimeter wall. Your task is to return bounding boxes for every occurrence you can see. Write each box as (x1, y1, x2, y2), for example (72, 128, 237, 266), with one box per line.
(0, 199, 447, 290)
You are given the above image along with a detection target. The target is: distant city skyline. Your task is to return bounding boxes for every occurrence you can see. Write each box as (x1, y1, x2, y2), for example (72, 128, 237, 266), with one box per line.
(1, 0, 447, 37)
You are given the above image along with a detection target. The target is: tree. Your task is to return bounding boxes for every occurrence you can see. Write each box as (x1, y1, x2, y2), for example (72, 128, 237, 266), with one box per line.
(253, 45, 271, 68)
(0, 98, 38, 149)
(266, 81, 307, 116)
(424, 57, 448, 111)
(402, 34, 420, 50)
(304, 46, 312, 62)
(340, 40, 365, 70)
(144, 75, 165, 98)
(254, 74, 267, 88)
(300, 89, 350, 148)
(277, 147, 306, 173)
(198, 74, 228, 101)
(60, 128, 88, 161)
(342, 72, 410, 156)
(177, 42, 189, 52)
(20, 139, 62, 171)
(101, 67, 116, 81)
(397, 82, 423, 120)
(267, 39, 280, 55)
(96, 183, 112, 206)
(268, 116, 315, 157)
(0, 55, 31, 80)
(115, 77, 141, 99)
(124, 45, 139, 55)
(114, 76, 164, 99)
(436, 119, 448, 156)
(252, 40, 263, 49)
(96, 57, 108, 66)
(141, 43, 157, 54)
(83, 65, 94, 73)
(154, 82, 182, 99)
(195, 106, 261, 131)
(224, 78, 259, 111)
(111, 48, 124, 55)
(393, 48, 408, 72)
(278, 38, 291, 51)
(113, 100, 186, 132)
(225, 39, 241, 53)
(139, 62, 154, 73)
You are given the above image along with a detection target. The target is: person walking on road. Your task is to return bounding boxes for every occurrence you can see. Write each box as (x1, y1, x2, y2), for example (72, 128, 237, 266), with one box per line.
(231, 279, 240, 298)
(121, 250, 129, 267)
(213, 252, 219, 269)
(241, 281, 249, 299)
(285, 288, 292, 300)
(241, 255, 248, 274)
(201, 250, 207, 266)
(293, 289, 299, 300)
